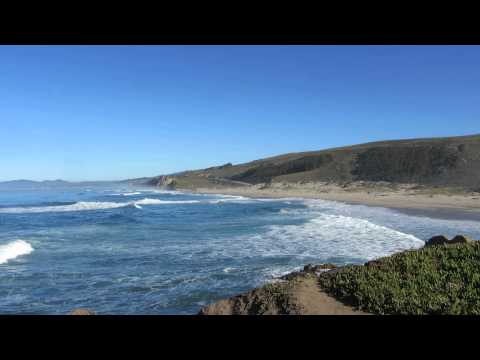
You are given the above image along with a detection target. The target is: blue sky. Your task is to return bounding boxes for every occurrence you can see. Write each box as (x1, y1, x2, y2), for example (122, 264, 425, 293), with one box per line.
(1, 45, 479, 181)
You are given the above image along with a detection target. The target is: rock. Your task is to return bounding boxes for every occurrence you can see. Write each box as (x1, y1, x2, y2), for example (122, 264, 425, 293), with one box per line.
(303, 263, 337, 273)
(70, 308, 95, 315)
(450, 235, 474, 244)
(314, 264, 337, 270)
(425, 234, 475, 247)
(303, 264, 315, 272)
(425, 235, 450, 247)
(199, 275, 367, 315)
(365, 260, 382, 267)
(152, 175, 176, 189)
(281, 263, 337, 281)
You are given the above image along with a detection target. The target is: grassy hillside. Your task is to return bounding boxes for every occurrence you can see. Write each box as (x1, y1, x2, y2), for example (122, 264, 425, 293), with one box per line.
(146, 134, 480, 190)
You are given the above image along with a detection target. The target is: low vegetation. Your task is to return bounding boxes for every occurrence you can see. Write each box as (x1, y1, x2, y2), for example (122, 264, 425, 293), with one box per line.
(318, 242, 480, 315)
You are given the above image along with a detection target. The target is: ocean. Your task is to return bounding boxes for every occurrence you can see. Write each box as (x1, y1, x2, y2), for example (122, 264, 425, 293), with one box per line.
(1, 183, 479, 314)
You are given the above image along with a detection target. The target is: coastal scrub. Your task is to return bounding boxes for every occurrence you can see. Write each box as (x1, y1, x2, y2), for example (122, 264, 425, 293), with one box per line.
(318, 242, 480, 315)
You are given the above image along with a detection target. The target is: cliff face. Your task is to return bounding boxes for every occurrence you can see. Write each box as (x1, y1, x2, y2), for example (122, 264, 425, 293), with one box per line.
(145, 134, 480, 190)
(147, 175, 177, 188)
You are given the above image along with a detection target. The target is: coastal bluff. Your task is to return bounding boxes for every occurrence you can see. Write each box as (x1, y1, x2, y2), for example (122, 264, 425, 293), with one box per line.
(142, 134, 480, 192)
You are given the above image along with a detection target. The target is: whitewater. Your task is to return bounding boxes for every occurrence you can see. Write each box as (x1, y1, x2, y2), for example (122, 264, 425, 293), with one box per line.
(0, 240, 34, 264)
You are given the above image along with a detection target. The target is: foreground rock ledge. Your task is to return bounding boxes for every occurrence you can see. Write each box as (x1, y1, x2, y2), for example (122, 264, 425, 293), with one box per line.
(198, 267, 369, 315)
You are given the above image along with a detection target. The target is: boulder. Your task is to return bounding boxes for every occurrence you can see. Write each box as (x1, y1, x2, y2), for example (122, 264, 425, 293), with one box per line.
(303, 264, 315, 272)
(303, 263, 337, 273)
(425, 235, 450, 247)
(450, 235, 474, 244)
(312, 264, 337, 271)
(70, 308, 96, 315)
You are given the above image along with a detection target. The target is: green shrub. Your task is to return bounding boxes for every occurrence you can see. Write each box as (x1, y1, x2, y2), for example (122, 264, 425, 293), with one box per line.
(318, 242, 480, 315)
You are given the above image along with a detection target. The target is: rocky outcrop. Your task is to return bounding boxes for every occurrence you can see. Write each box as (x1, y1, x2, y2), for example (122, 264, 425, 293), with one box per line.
(425, 235, 450, 246)
(281, 263, 337, 281)
(198, 284, 299, 315)
(148, 175, 177, 189)
(303, 263, 337, 272)
(425, 234, 475, 247)
(450, 235, 474, 244)
(198, 264, 367, 315)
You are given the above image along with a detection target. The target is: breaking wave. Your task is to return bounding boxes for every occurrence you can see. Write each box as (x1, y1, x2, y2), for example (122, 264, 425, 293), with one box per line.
(208, 195, 253, 204)
(207, 213, 425, 263)
(134, 198, 200, 205)
(112, 192, 142, 196)
(0, 198, 201, 214)
(0, 201, 130, 213)
(0, 240, 34, 264)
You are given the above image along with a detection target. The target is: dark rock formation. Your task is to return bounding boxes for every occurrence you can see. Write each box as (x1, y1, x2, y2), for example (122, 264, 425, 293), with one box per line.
(147, 175, 176, 189)
(279, 264, 337, 281)
(303, 263, 337, 273)
(425, 234, 475, 247)
(450, 235, 474, 244)
(425, 235, 450, 247)
(199, 265, 367, 315)
(198, 284, 298, 315)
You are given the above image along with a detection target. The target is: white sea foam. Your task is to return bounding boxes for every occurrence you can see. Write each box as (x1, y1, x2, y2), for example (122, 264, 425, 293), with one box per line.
(134, 198, 200, 205)
(204, 212, 425, 263)
(0, 201, 130, 214)
(208, 195, 253, 204)
(264, 266, 302, 280)
(0, 240, 34, 264)
(0, 197, 204, 214)
(256, 197, 301, 202)
(261, 213, 424, 260)
(112, 192, 141, 196)
(207, 194, 301, 204)
(151, 189, 184, 195)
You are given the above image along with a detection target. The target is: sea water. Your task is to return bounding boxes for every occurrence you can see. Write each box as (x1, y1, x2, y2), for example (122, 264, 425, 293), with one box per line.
(1, 182, 479, 314)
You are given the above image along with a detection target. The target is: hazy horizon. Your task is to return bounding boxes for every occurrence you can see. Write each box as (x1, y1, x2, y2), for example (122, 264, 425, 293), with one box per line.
(2, 45, 480, 182)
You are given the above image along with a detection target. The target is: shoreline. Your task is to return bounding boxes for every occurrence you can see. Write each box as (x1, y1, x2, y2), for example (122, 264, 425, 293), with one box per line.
(188, 185, 480, 221)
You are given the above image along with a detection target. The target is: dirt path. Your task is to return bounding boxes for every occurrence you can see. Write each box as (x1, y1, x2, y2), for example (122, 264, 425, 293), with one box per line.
(199, 275, 369, 315)
(290, 277, 368, 315)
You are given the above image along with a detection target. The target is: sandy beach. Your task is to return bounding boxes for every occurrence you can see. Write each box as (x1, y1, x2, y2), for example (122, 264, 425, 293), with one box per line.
(192, 182, 480, 219)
